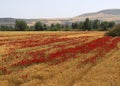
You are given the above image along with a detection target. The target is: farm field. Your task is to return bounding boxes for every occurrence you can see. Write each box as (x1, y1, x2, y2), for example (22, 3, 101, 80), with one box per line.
(0, 31, 120, 86)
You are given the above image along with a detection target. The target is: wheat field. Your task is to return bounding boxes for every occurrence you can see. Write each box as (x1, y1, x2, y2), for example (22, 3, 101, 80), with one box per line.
(0, 31, 120, 86)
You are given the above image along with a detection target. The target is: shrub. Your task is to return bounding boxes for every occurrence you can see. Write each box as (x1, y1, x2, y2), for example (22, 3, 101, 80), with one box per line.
(105, 24, 120, 37)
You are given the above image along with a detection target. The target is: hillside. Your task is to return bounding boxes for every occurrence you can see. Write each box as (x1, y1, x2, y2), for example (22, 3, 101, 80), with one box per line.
(75, 9, 120, 22)
(98, 9, 120, 15)
(1, 9, 120, 26)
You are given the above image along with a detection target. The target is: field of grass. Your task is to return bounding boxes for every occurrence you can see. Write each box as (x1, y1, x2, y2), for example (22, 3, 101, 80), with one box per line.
(0, 31, 120, 86)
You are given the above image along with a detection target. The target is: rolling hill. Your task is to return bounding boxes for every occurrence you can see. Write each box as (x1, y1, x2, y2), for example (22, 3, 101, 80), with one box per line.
(1, 9, 120, 26)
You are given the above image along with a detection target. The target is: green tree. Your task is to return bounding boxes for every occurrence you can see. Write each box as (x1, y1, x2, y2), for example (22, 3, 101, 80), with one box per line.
(48, 23, 63, 31)
(48, 24, 57, 31)
(108, 21, 115, 28)
(83, 18, 91, 31)
(78, 22, 84, 30)
(72, 22, 79, 29)
(43, 24, 47, 30)
(100, 21, 108, 31)
(34, 22, 44, 31)
(92, 19, 100, 29)
(15, 20, 28, 31)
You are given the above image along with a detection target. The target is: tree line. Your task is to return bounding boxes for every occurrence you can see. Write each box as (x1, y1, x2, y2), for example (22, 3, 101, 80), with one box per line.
(0, 18, 115, 31)
(72, 18, 115, 31)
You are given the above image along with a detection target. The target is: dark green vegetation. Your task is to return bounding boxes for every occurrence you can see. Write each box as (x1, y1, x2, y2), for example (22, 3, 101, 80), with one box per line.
(72, 18, 115, 31)
(15, 20, 28, 31)
(0, 18, 115, 31)
(105, 24, 120, 37)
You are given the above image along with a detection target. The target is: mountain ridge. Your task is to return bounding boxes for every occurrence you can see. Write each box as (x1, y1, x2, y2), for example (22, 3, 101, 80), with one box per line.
(1, 9, 120, 26)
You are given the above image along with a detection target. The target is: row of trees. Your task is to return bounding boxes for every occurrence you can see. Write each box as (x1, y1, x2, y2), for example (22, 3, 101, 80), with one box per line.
(0, 20, 71, 31)
(72, 18, 115, 31)
(0, 25, 14, 31)
(0, 18, 115, 31)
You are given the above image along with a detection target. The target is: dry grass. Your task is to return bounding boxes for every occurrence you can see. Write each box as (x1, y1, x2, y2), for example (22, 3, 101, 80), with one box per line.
(0, 31, 120, 86)
(74, 49, 120, 86)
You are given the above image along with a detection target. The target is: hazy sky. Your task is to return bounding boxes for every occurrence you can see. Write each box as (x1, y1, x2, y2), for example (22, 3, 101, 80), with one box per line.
(0, 0, 120, 18)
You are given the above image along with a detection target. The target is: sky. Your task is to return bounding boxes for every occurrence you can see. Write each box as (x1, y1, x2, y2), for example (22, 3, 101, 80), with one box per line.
(0, 0, 120, 19)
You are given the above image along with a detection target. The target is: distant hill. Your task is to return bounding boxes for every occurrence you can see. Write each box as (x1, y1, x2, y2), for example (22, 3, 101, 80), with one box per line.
(75, 9, 120, 22)
(98, 9, 120, 15)
(0, 18, 16, 25)
(1, 9, 120, 26)
(78, 9, 120, 17)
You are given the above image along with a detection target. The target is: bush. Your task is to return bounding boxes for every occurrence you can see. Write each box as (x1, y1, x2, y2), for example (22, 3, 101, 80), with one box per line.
(105, 24, 120, 37)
